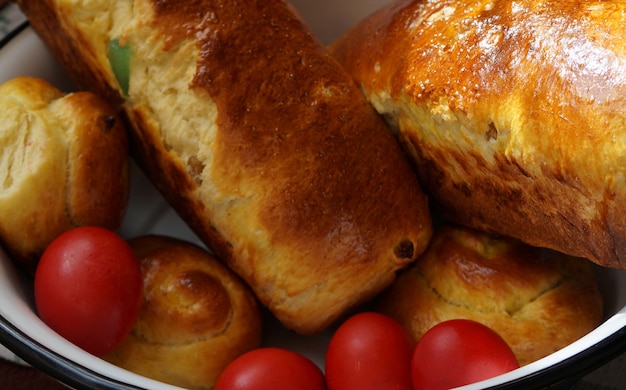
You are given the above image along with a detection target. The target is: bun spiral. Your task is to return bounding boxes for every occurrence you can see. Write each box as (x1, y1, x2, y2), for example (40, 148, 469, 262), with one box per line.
(376, 225, 604, 366)
(104, 235, 262, 390)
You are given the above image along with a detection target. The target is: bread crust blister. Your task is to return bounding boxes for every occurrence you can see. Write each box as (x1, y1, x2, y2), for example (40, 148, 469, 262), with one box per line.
(17, 0, 433, 333)
(329, 0, 626, 268)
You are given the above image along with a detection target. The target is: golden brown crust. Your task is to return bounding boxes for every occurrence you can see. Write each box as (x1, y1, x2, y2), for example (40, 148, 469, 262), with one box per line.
(104, 235, 262, 390)
(0, 76, 129, 273)
(329, 0, 626, 268)
(375, 225, 604, 366)
(18, 0, 433, 333)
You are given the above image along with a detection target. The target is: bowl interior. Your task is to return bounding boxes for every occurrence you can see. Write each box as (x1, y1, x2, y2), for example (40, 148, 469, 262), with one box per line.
(1, 3, 626, 389)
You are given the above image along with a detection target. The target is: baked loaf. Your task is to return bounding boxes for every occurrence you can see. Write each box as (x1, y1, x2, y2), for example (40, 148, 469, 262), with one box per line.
(375, 224, 604, 366)
(0, 76, 129, 273)
(104, 235, 262, 390)
(17, 0, 433, 333)
(329, 0, 626, 268)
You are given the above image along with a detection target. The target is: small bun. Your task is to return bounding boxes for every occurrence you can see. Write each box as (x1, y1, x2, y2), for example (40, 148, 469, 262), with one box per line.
(0, 76, 129, 273)
(376, 224, 603, 366)
(104, 235, 262, 390)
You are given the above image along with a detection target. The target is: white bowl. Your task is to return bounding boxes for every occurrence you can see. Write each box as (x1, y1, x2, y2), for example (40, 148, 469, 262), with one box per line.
(1, 3, 626, 389)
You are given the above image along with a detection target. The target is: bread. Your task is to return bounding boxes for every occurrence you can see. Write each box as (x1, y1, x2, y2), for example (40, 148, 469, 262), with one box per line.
(104, 235, 262, 390)
(0, 76, 129, 273)
(375, 224, 604, 366)
(17, 0, 433, 333)
(329, 0, 626, 268)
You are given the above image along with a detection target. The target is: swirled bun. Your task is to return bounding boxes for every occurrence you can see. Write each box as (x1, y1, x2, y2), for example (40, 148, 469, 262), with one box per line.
(375, 225, 603, 366)
(104, 235, 262, 390)
(330, 0, 626, 268)
(0, 76, 129, 273)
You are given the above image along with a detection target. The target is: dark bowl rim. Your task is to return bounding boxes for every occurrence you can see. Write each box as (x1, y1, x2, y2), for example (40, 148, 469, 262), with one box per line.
(4, 307, 626, 390)
(0, 312, 144, 390)
(0, 18, 28, 49)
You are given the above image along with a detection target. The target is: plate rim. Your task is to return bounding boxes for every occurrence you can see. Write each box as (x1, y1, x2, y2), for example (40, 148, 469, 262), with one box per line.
(0, 312, 143, 390)
(486, 323, 626, 389)
(0, 16, 28, 49)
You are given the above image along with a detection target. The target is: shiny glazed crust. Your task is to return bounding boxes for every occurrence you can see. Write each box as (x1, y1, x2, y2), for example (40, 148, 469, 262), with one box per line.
(104, 235, 262, 390)
(375, 225, 604, 366)
(329, 0, 626, 268)
(17, 0, 433, 333)
(0, 76, 129, 273)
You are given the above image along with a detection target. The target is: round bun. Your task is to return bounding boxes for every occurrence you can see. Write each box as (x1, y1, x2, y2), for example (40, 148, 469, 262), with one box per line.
(104, 235, 262, 390)
(375, 224, 603, 366)
(0, 76, 129, 273)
